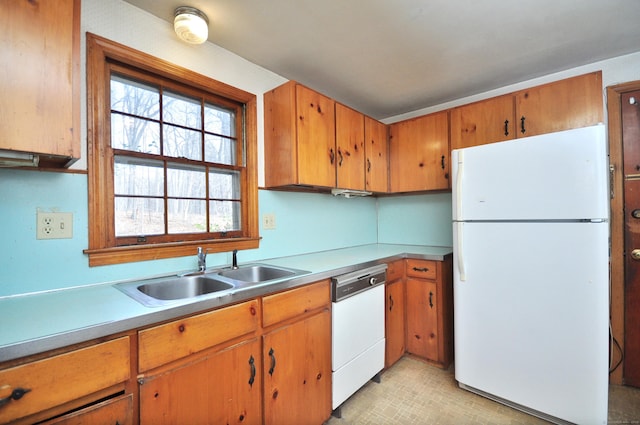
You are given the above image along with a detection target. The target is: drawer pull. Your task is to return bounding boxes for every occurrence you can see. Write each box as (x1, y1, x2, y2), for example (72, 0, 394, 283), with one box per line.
(268, 348, 277, 376)
(0, 387, 31, 408)
(248, 355, 256, 387)
(412, 267, 429, 273)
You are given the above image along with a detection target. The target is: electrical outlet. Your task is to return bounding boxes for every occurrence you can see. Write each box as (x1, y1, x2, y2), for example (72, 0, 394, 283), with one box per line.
(262, 213, 276, 230)
(37, 211, 73, 239)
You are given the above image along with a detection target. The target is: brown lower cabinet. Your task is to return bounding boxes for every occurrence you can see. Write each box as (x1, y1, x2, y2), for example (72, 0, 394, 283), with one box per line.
(404, 257, 453, 368)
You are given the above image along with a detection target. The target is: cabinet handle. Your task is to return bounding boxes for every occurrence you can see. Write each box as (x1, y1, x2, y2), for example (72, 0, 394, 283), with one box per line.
(338, 149, 344, 166)
(367, 158, 371, 172)
(268, 348, 276, 376)
(412, 267, 429, 273)
(504, 120, 509, 136)
(441, 155, 445, 170)
(0, 387, 31, 408)
(520, 116, 526, 134)
(329, 148, 335, 164)
(389, 294, 394, 311)
(429, 291, 434, 308)
(248, 355, 256, 387)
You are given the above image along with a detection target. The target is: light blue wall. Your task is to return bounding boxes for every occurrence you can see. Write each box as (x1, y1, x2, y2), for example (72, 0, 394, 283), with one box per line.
(377, 193, 453, 247)
(0, 169, 389, 297)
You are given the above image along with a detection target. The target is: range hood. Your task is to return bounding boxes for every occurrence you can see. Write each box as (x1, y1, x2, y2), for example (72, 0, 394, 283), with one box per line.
(0, 150, 39, 168)
(331, 188, 372, 198)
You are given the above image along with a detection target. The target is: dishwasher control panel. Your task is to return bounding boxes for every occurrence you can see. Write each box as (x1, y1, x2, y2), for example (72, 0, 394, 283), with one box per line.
(331, 263, 387, 302)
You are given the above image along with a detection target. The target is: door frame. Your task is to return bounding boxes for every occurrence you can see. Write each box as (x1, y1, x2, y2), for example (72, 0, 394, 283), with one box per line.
(607, 79, 640, 385)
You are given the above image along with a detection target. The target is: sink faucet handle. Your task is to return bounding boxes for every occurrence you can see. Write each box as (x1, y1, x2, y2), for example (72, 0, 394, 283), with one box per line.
(197, 246, 208, 272)
(232, 249, 238, 269)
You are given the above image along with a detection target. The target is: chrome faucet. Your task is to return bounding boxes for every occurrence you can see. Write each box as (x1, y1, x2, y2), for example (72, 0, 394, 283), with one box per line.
(232, 249, 238, 269)
(197, 247, 207, 272)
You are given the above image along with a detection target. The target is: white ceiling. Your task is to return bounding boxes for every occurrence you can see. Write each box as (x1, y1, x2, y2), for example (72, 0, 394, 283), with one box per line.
(123, 0, 640, 120)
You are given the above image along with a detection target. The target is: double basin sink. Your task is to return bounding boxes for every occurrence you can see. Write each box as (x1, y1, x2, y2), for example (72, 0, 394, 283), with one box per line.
(116, 264, 310, 307)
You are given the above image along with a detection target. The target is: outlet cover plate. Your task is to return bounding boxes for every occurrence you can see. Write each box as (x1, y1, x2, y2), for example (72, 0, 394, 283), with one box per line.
(37, 212, 73, 239)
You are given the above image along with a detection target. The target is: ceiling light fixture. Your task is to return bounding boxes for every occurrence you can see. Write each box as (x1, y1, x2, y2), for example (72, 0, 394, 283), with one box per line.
(174, 6, 209, 45)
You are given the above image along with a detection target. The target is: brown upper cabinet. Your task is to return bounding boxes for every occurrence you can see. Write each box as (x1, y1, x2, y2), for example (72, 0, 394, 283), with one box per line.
(451, 71, 603, 150)
(0, 0, 80, 168)
(336, 103, 366, 190)
(389, 111, 450, 193)
(264, 81, 388, 193)
(364, 116, 389, 193)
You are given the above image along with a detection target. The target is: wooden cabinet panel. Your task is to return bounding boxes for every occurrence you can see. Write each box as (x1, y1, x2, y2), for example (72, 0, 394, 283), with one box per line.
(0, 337, 130, 424)
(364, 116, 389, 193)
(262, 280, 330, 328)
(296, 85, 336, 187)
(450, 94, 515, 150)
(389, 111, 449, 192)
(263, 309, 331, 425)
(385, 278, 406, 368)
(139, 338, 261, 425)
(406, 278, 439, 361)
(336, 103, 365, 190)
(0, 0, 80, 167)
(386, 259, 404, 282)
(515, 71, 603, 138)
(138, 300, 259, 372)
(45, 394, 133, 425)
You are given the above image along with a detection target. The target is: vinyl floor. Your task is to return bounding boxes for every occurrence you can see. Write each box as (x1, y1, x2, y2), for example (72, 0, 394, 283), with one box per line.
(324, 356, 640, 425)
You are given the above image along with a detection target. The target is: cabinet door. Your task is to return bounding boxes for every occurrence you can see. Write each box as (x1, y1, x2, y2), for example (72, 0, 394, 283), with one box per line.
(515, 71, 603, 138)
(450, 94, 515, 150)
(0, 0, 80, 165)
(389, 111, 449, 192)
(296, 85, 336, 187)
(364, 116, 389, 193)
(385, 279, 406, 368)
(336, 103, 365, 190)
(405, 278, 439, 362)
(139, 338, 261, 425)
(263, 309, 331, 425)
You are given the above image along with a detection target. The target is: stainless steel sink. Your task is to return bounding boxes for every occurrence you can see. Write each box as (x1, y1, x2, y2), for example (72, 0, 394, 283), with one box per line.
(216, 264, 307, 283)
(137, 275, 234, 300)
(116, 274, 235, 307)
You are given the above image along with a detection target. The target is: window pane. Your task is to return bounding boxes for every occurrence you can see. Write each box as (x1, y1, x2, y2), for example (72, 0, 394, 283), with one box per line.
(114, 156, 164, 196)
(163, 91, 202, 129)
(210, 200, 241, 232)
(167, 163, 206, 198)
(205, 134, 236, 165)
(205, 104, 235, 137)
(164, 124, 202, 160)
(168, 199, 206, 234)
(111, 114, 160, 154)
(209, 170, 240, 199)
(115, 197, 164, 236)
(111, 75, 160, 119)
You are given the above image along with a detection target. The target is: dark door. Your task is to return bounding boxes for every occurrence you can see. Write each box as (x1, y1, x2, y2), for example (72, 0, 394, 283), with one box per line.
(622, 89, 640, 388)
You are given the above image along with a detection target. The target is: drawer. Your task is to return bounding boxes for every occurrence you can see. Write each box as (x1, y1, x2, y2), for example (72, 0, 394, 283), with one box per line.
(138, 299, 259, 372)
(262, 280, 330, 328)
(386, 260, 404, 282)
(0, 337, 130, 424)
(46, 393, 133, 425)
(406, 259, 437, 280)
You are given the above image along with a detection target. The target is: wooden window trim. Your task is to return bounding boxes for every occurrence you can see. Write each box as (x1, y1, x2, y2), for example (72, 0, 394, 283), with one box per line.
(84, 33, 259, 266)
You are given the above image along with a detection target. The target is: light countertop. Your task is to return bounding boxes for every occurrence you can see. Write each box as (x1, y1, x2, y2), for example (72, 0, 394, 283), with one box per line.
(0, 244, 452, 362)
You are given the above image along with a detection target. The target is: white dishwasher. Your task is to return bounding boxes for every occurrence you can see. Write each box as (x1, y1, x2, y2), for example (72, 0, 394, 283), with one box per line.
(331, 263, 387, 417)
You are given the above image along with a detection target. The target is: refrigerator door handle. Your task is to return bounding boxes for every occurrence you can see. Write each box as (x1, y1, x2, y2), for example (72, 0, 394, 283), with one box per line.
(455, 150, 464, 220)
(456, 221, 466, 281)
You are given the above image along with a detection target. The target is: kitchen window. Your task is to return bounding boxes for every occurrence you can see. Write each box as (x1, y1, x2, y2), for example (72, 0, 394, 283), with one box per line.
(85, 34, 259, 266)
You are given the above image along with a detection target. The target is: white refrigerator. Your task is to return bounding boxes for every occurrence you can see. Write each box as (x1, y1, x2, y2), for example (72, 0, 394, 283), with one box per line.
(452, 124, 610, 425)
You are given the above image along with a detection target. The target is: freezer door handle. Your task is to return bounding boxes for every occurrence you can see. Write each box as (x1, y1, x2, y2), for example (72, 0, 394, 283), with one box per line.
(455, 150, 464, 220)
(456, 221, 466, 281)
